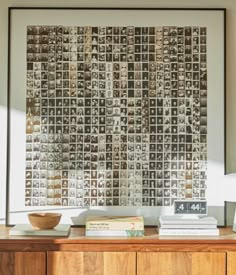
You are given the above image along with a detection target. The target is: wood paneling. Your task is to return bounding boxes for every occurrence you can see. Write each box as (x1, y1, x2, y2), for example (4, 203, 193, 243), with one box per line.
(227, 252, 236, 275)
(47, 251, 83, 275)
(0, 252, 45, 275)
(103, 252, 136, 275)
(0, 252, 14, 275)
(137, 252, 226, 275)
(191, 252, 225, 275)
(0, 226, 234, 275)
(47, 252, 136, 275)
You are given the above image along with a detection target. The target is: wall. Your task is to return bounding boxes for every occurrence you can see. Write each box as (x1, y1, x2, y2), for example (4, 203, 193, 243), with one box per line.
(0, 0, 236, 223)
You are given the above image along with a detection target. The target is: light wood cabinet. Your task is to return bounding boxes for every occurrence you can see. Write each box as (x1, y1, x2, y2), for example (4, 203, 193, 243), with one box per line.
(1, 227, 236, 275)
(138, 252, 226, 275)
(47, 252, 136, 275)
(0, 252, 45, 275)
(227, 252, 236, 275)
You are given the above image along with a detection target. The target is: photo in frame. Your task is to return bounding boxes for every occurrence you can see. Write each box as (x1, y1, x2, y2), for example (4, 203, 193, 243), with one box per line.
(6, 7, 226, 225)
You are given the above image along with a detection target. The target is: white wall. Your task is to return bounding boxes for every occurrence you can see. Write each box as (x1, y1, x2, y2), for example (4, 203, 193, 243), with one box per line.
(1, 0, 236, 223)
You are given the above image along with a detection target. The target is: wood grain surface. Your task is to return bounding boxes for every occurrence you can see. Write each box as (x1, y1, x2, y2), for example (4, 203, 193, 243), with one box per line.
(137, 252, 226, 275)
(1, 226, 236, 252)
(0, 226, 234, 275)
(47, 252, 135, 275)
(0, 252, 45, 275)
(227, 252, 236, 275)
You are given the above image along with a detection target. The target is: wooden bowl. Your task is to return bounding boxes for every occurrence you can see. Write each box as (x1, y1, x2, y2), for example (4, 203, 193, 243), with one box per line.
(28, 213, 62, 229)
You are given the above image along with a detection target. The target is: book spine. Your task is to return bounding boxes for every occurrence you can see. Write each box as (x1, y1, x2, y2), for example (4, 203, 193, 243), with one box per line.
(159, 224, 217, 229)
(86, 230, 144, 237)
(86, 222, 144, 231)
(158, 228, 219, 236)
(159, 219, 217, 226)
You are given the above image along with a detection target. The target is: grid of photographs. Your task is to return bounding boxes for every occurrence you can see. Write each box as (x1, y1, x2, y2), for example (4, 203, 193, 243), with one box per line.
(25, 25, 207, 207)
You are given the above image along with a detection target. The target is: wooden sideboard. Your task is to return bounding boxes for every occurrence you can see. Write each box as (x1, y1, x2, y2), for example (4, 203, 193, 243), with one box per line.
(1, 226, 236, 275)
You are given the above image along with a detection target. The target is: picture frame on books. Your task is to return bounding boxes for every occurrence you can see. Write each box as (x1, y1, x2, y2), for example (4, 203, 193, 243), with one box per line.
(6, 7, 226, 226)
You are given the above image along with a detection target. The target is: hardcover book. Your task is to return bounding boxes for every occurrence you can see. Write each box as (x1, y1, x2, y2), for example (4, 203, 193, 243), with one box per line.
(86, 229, 144, 237)
(159, 223, 217, 229)
(86, 216, 144, 231)
(158, 228, 219, 236)
(159, 215, 217, 225)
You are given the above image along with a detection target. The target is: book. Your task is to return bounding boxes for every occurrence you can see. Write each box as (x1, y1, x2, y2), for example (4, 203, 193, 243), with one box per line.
(159, 215, 217, 225)
(86, 216, 144, 231)
(158, 228, 219, 236)
(9, 224, 71, 236)
(86, 229, 144, 237)
(159, 223, 217, 229)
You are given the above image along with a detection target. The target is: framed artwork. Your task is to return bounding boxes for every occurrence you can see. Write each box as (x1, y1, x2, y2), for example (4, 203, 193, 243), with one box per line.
(6, 7, 226, 225)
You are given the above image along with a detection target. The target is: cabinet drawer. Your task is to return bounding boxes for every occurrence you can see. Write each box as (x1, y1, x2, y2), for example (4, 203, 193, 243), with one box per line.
(137, 252, 226, 275)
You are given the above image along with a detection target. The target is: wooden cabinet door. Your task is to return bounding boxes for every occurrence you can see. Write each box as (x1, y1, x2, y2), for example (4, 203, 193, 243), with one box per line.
(47, 251, 136, 275)
(0, 252, 45, 275)
(138, 252, 226, 275)
(227, 252, 236, 275)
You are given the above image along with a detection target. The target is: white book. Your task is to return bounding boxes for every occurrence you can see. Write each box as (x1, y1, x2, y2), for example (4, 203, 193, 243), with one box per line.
(9, 224, 71, 236)
(158, 228, 219, 236)
(159, 223, 217, 229)
(86, 229, 144, 237)
(159, 215, 217, 225)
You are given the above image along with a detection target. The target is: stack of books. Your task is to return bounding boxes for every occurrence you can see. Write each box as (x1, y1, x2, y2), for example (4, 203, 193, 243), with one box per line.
(158, 215, 219, 236)
(85, 216, 144, 237)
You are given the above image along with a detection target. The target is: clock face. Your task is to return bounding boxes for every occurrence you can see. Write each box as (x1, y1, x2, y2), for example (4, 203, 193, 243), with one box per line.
(174, 200, 207, 215)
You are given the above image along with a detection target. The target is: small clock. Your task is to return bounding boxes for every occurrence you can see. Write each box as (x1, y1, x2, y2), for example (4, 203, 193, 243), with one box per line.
(174, 200, 207, 215)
